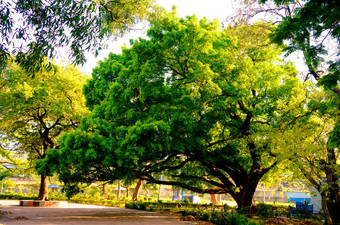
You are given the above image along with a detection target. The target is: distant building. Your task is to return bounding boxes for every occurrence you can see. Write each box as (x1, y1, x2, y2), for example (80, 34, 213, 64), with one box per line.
(309, 187, 323, 213)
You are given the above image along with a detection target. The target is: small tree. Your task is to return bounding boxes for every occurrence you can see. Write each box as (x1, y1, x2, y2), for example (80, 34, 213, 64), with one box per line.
(0, 61, 88, 200)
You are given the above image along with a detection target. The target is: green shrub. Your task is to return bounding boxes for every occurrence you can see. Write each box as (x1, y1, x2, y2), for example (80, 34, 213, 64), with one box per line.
(0, 193, 38, 200)
(5, 190, 15, 195)
(220, 212, 249, 225)
(256, 203, 274, 218)
(125, 202, 133, 208)
(183, 198, 191, 205)
(209, 211, 222, 224)
(237, 206, 251, 216)
(223, 203, 232, 211)
(201, 211, 211, 221)
(139, 203, 147, 210)
(119, 196, 127, 201)
(107, 194, 117, 200)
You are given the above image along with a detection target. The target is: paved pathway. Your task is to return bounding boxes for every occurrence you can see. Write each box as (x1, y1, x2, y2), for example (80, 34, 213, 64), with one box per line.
(0, 200, 198, 225)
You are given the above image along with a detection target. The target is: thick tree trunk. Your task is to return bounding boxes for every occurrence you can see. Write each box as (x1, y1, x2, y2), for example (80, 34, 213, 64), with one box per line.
(132, 179, 142, 201)
(38, 173, 49, 201)
(230, 182, 258, 213)
(326, 147, 340, 225)
(232, 191, 255, 210)
(328, 191, 340, 225)
(321, 192, 332, 225)
(210, 194, 218, 204)
(326, 176, 340, 225)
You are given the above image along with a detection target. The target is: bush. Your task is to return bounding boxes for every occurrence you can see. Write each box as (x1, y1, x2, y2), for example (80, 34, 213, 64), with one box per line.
(107, 194, 117, 201)
(5, 190, 15, 195)
(125, 202, 133, 208)
(256, 203, 274, 218)
(183, 198, 191, 205)
(201, 211, 211, 221)
(237, 206, 251, 216)
(139, 202, 147, 210)
(0, 193, 38, 200)
(223, 203, 232, 211)
(220, 212, 249, 225)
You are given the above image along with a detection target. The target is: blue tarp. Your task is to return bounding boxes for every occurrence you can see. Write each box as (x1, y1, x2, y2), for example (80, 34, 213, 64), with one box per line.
(48, 184, 62, 188)
(287, 192, 310, 203)
(296, 202, 313, 211)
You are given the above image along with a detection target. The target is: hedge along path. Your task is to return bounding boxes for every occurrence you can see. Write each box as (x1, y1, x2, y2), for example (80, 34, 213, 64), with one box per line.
(0, 200, 198, 225)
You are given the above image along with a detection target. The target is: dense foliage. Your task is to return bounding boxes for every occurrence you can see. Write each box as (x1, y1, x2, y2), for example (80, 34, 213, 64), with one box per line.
(257, 0, 340, 224)
(38, 11, 313, 209)
(0, 0, 154, 73)
(0, 61, 88, 200)
(233, 0, 339, 223)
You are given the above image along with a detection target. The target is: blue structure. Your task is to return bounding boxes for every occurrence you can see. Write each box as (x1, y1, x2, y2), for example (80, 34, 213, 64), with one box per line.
(287, 192, 310, 204)
(48, 184, 62, 189)
(296, 202, 313, 211)
(172, 188, 197, 203)
(172, 188, 183, 201)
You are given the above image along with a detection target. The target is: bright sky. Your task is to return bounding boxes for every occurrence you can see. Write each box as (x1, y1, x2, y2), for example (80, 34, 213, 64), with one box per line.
(80, 0, 236, 74)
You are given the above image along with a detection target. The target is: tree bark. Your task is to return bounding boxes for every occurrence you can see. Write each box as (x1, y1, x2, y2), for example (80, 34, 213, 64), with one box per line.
(126, 185, 129, 198)
(326, 148, 340, 225)
(327, 192, 340, 225)
(132, 179, 142, 201)
(232, 191, 255, 210)
(157, 184, 161, 201)
(217, 194, 221, 202)
(229, 179, 259, 213)
(210, 194, 218, 204)
(321, 192, 332, 225)
(117, 180, 121, 199)
(38, 173, 49, 201)
(102, 183, 107, 198)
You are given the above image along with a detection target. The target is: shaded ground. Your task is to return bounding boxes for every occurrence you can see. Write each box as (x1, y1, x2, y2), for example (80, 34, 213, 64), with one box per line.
(262, 218, 321, 225)
(0, 200, 198, 225)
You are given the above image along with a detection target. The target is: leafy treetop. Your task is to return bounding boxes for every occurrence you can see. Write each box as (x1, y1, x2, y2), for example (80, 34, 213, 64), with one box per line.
(39, 12, 310, 208)
(0, 0, 154, 74)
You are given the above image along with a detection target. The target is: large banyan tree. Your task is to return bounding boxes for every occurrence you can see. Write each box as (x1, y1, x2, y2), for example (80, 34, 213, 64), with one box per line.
(37, 11, 310, 209)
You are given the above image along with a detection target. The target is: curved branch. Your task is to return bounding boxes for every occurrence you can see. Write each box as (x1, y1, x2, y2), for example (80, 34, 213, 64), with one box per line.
(144, 174, 232, 194)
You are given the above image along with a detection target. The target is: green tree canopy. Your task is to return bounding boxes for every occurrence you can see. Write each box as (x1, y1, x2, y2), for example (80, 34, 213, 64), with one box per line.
(0, 61, 89, 200)
(0, 0, 154, 74)
(251, 0, 340, 223)
(233, 0, 339, 222)
(39, 12, 310, 209)
(263, 0, 339, 87)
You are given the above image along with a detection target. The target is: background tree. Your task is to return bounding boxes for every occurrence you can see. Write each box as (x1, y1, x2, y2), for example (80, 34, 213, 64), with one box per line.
(0, 61, 88, 200)
(39, 12, 310, 209)
(232, 0, 339, 223)
(0, 0, 155, 74)
(282, 105, 338, 224)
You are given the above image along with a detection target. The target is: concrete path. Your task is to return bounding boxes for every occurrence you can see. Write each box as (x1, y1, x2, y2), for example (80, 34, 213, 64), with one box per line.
(0, 200, 198, 225)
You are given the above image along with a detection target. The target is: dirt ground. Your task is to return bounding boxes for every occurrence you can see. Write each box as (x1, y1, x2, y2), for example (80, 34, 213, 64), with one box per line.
(0, 200, 199, 225)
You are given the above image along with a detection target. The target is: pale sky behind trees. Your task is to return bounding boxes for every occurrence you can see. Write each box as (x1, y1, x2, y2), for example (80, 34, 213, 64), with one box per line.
(78, 0, 308, 75)
(80, 0, 235, 74)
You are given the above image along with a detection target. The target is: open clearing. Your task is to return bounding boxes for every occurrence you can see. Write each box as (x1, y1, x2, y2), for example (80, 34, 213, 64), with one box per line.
(0, 200, 198, 225)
